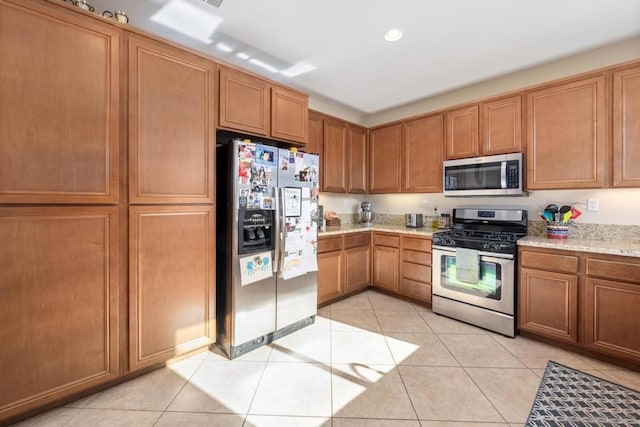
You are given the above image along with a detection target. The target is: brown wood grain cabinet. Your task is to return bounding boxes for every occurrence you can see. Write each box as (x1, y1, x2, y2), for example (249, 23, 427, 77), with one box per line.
(0, 0, 120, 204)
(526, 75, 606, 189)
(347, 124, 368, 193)
(307, 111, 324, 156)
(323, 118, 348, 193)
(0, 207, 119, 421)
(518, 247, 580, 344)
(480, 95, 522, 155)
(344, 233, 371, 293)
(402, 115, 444, 193)
(445, 105, 479, 160)
(129, 206, 215, 371)
(613, 65, 640, 187)
(399, 236, 432, 303)
(128, 34, 215, 204)
(372, 232, 401, 292)
(369, 124, 402, 193)
(218, 66, 308, 144)
(583, 254, 640, 362)
(317, 236, 345, 305)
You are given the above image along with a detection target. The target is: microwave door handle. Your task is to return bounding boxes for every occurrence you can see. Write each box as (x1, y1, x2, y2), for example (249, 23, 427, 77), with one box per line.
(500, 161, 507, 189)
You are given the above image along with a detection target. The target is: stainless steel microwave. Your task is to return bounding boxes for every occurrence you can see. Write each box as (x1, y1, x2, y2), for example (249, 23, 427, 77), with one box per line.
(443, 153, 525, 197)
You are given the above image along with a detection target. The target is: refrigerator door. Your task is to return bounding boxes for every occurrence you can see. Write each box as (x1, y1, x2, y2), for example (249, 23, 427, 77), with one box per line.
(275, 149, 320, 329)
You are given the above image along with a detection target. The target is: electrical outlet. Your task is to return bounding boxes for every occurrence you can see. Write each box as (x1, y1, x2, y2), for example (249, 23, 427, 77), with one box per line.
(422, 198, 429, 205)
(587, 198, 599, 211)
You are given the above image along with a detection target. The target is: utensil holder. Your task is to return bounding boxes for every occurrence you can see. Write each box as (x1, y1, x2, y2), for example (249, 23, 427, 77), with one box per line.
(547, 222, 569, 239)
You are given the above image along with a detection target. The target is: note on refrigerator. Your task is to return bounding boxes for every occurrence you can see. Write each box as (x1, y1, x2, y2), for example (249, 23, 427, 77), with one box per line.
(239, 251, 273, 286)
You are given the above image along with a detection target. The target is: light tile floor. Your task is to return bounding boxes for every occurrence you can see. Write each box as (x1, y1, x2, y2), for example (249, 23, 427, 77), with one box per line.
(14, 290, 640, 427)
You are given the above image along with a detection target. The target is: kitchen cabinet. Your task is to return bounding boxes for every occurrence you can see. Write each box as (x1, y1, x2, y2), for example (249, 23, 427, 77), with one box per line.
(369, 124, 402, 193)
(480, 95, 522, 155)
(518, 247, 580, 344)
(372, 232, 401, 292)
(399, 236, 433, 303)
(0, 0, 120, 204)
(525, 75, 606, 189)
(583, 254, 640, 362)
(402, 115, 443, 193)
(344, 233, 371, 293)
(445, 105, 479, 160)
(613, 65, 640, 187)
(0, 207, 119, 421)
(317, 236, 345, 305)
(127, 34, 215, 204)
(129, 206, 215, 371)
(218, 66, 308, 144)
(347, 124, 368, 193)
(307, 111, 324, 155)
(323, 118, 348, 193)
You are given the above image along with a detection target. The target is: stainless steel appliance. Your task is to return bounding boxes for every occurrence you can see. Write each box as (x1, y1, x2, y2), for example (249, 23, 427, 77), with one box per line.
(431, 208, 527, 337)
(443, 153, 525, 197)
(216, 137, 320, 358)
(359, 201, 374, 226)
(405, 213, 424, 228)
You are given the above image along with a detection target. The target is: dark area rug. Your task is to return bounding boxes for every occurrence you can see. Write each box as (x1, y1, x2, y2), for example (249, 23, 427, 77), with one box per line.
(526, 360, 640, 426)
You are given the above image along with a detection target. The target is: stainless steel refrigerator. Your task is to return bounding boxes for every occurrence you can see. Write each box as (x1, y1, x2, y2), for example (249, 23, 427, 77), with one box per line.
(216, 137, 320, 359)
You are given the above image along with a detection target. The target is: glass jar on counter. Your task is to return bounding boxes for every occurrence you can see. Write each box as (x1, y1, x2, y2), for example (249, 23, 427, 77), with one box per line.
(438, 213, 451, 229)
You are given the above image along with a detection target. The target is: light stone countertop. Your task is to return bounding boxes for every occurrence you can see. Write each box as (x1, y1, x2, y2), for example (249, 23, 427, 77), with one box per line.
(320, 223, 439, 237)
(518, 235, 640, 258)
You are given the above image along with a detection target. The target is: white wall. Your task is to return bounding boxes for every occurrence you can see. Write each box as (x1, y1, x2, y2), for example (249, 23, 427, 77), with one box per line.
(322, 189, 640, 226)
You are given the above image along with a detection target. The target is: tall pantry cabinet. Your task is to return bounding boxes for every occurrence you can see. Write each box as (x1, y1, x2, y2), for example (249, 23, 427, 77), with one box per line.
(0, 0, 122, 420)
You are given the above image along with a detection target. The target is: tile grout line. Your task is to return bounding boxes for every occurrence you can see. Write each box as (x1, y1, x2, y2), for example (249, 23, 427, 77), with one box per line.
(240, 347, 273, 426)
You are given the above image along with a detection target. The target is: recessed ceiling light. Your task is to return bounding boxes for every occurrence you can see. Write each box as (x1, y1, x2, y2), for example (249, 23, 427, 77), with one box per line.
(151, 0, 222, 44)
(384, 28, 403, 42)
(236, 52, 250, 60)
(248, 58, 279, 73)
(281, 61, 317, 78)
(216, 42, 233, 53)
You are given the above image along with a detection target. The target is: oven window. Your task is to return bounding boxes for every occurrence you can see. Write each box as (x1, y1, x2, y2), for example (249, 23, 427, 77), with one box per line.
(444, 162, 502, 191)
(440, 255, 502, 300)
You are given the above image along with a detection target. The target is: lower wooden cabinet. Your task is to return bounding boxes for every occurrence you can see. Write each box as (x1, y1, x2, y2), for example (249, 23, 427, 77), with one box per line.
(372, 233, 400, 292)
(345, 233, 371, 293)
(0, 207, 120, 421)
(317, 237, 345, 305)
(129, 206, 215, 371)
(399, 236, 432, 303)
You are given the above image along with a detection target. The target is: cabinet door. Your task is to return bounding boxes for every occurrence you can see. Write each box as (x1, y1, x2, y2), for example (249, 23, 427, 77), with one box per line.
(219, 67, 270, 136)
(583, 278, 640, 362)
(481, 95, 522, 155)
(369, 124, 402, 193)
(307, 111, 324, 155)
(128, 35, 215, 204)
(445, 105, 479, 159)
(271, 86, 308, 144)
(372, 245, 400, 292)
(323, 118, 348, 193)
(0, 207, 119, 420)
(613, 66, 640, 187)
(526, 75, 606, 189)
(0, 1, 120, 204)
(519, 267, 578, 343)
(402, 115, 443, 192)
(129, 206, 215, 371)
(347, 124, 368, 193)
(318, 250, 345, 305)
(345, 245, 371, 293)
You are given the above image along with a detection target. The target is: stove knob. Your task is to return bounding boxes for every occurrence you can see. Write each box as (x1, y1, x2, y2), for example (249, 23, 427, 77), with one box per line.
(482, 242, 490, 250)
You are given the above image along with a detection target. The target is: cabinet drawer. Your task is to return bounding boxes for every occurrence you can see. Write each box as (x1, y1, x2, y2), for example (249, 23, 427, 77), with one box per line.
(345, 232, 370, 249)
(402, 261, 432, 283)
(318, 236, 343, 253)
(402, 249, 431, 266)
(402, 237, 431, 252)
(520, 250, 579, 274)
(586, 257, 640, 284)
(401, 278, 432, 303)
(374, 233, 400, 248)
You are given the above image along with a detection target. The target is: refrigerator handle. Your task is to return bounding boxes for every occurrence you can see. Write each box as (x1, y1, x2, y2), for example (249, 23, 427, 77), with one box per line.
(273, 187, 282, 273)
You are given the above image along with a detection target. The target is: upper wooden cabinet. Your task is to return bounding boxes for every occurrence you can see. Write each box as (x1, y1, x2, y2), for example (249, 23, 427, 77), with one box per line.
(480, 95, 522, 156)
(128, 35, 215, 204)
(323, 118, 348, 193)
(526, 75, 607, 189)
(307, 111, 324, 155)
(402, 115, 443, 193)
(445, 105, 479, 160)
(218, 66, 308, 144)
(613, 65, 640, 187)
(347, 124, 368, 193)
(369, 124, 402, 193)
(0, 0, 120, 204)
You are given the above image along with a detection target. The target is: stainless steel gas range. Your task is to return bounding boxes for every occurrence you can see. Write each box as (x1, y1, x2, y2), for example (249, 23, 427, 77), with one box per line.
(431, 208, 527, 337)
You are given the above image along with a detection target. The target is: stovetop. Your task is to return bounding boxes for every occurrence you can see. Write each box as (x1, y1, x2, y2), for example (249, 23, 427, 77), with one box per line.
(432, 229, 523, 254)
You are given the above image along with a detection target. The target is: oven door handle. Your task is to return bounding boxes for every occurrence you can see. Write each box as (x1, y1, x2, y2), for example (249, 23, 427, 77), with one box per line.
(432, 246, 514, 260)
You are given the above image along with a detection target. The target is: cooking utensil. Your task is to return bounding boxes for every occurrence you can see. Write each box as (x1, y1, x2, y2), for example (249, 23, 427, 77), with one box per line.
(570, 207, 582, 220)
(544, 204, 559, 221)
(562, 211, 571, 222)
(541, 211, 553, 222)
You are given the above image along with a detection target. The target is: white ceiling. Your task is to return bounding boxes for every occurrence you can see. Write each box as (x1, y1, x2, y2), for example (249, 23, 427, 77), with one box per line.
(89, 0, 640, 114)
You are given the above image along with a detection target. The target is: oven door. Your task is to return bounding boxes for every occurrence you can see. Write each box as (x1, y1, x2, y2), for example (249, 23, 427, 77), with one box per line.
(432, 247, 514, 315)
